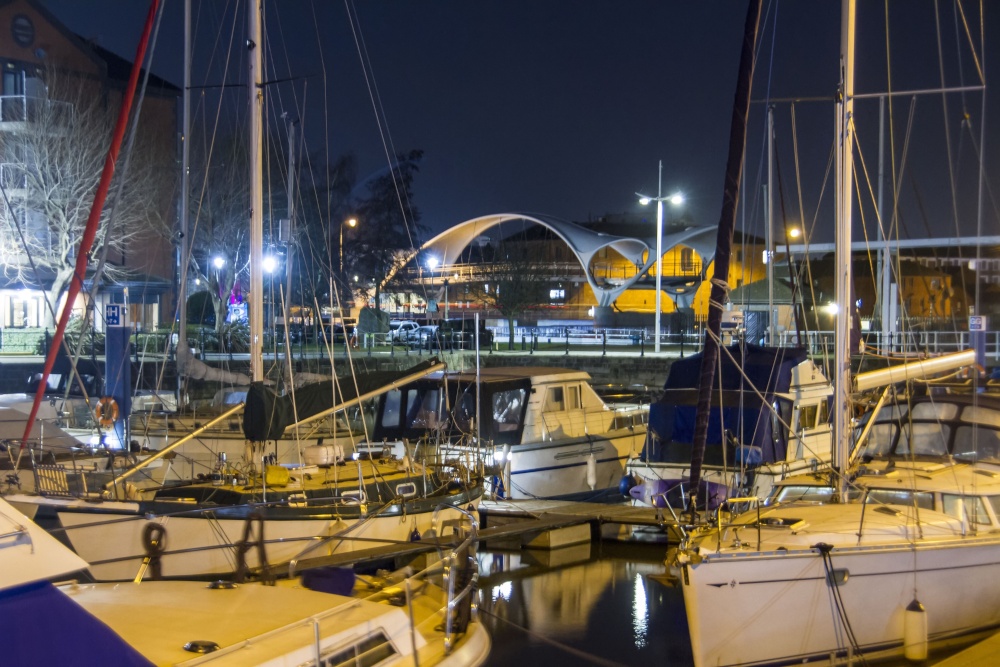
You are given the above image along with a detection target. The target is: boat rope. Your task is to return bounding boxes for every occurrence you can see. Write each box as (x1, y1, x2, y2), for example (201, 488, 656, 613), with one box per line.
(234, 511, 274, 585)
(136, 522, 166, 582)
(814, 543, 868, 665)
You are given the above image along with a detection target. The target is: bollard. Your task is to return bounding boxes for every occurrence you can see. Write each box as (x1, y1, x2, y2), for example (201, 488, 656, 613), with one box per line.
(565, 327, 570, 355)
(640, 331, 645, 357)
(602, 330, 607, 356)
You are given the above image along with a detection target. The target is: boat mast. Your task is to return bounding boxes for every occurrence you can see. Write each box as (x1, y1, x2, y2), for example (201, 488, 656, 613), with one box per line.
(687, 0, 762, 517)
(834, 0, 856, 499)
(176, 0, 191, 407)
(248, 0, 264, 382)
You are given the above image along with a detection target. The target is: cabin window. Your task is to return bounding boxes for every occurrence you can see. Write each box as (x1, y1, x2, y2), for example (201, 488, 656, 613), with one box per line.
(898, 422, 949, 456)
(943, 494, 990, 526)
(952, 425, 1000, 461)
(860, 423, 898, 457)
(987, 496, 1000, 523)
(865, 489, 933, 510)
(797, 405, 817, 430)
(962, 405, 1000, 429)
(771, 485, 836, 504)
(544, 387, 565, 413)
(566, 385, 581, 410)
(453, 388, 476, 432)
(910, 401, 959, 421)
(493, 388, 526, 432)
(381, 389, 402, 428)
(818, 399, 829, 424)
(405, 387, 445, 429)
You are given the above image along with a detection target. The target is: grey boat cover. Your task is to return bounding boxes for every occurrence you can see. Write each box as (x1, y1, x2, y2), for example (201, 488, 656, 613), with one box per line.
(243, 360, 439, 442)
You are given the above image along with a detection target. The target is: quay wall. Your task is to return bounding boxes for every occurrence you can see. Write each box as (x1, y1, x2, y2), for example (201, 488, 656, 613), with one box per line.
(0, 351, 676, 395)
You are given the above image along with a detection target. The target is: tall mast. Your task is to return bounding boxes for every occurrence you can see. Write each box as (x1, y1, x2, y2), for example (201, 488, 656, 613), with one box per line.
(834, 0, 856, 498)
(176, 0, 191, 406)
(248, 0, 264, 381)
(686, 0, 762, 516)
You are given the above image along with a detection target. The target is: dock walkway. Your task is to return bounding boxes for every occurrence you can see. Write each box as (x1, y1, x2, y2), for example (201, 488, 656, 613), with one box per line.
(288, 500, 676, 573)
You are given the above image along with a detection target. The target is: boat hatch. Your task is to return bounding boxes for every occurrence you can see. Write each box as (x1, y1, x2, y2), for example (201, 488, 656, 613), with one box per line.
(321, 630, 398, 666)
(396, 482, 417, 498)
(760, 517, 807, 531)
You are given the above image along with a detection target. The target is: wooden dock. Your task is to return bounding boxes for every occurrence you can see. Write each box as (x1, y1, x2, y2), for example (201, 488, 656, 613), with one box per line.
(287, 500, 677, 573)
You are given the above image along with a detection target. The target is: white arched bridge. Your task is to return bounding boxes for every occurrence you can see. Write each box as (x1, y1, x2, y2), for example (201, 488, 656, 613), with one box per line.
(393, 213, 719, 308)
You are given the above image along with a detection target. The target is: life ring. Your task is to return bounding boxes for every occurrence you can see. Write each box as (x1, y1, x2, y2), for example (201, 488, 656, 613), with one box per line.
(95, 397, 120, 428)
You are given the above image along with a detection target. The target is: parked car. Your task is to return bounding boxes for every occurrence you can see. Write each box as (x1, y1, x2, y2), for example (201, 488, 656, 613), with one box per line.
(439, 318, 494, 349)
(388, 320, 421, 345)
(407, 325, 442, 350)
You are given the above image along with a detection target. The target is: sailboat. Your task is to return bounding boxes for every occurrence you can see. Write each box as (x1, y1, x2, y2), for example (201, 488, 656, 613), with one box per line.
(670, 1, 1000, 665)
(7, 0, 484, 583)
(1, 494, 490, 666)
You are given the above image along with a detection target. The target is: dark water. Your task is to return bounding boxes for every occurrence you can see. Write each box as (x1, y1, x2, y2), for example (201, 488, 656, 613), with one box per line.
(473, 542, 968, 667)
(476, 542, 694, 667)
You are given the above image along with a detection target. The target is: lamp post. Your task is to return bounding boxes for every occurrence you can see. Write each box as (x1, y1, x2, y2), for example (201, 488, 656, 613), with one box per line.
(638, 161, 684, 353)
(263, 254, 278, 342)
(339, 217, 357, 276)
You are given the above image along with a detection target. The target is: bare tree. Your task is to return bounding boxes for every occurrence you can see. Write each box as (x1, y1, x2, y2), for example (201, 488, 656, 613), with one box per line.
(0, 64, 171, 329)
(467, 237, 551, 349)
(350, 150, 426, 312)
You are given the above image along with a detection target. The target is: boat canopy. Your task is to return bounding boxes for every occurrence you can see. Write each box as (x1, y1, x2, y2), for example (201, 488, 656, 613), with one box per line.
(243, 360, 440, 441)
(644, 344, 809, 466)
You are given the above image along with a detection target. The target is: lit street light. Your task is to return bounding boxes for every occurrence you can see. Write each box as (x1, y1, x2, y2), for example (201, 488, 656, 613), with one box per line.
(637, 160, 684, 353)
(340, 217, 358, 276)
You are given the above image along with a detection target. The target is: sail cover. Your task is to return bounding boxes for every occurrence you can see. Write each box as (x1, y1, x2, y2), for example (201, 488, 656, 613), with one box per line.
(243, 360, 440, 441)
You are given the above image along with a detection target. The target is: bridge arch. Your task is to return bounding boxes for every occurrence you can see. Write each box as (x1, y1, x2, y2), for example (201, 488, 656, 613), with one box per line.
(394, 213, 718, 309)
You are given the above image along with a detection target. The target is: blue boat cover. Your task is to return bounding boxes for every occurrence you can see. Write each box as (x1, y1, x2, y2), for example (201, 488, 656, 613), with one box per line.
(644, 344, 808, 466)
(2, 581, 152, 665)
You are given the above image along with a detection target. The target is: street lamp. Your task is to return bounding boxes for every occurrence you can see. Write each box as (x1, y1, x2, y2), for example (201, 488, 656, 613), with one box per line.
(340, 217, 358, 275)
(637, 160, 684, 353)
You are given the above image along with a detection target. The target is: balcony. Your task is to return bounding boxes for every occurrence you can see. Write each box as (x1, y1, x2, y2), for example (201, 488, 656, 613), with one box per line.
(0, 94, 73, 131)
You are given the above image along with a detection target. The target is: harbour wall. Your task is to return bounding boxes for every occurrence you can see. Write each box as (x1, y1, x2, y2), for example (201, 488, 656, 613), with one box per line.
(0, 351, 676, 395)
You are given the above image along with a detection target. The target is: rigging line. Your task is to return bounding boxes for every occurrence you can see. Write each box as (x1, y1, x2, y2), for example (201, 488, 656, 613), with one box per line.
(308, 0, 333, 239)
(185, 0, 243, 332)
(707, 327, 852, 472)
(789, 105, 822, 335)
(772, 136, 807, 341)
(953, 0, 985, 85)
(343, 0, 417, 250)
(932, 0, 963, 244)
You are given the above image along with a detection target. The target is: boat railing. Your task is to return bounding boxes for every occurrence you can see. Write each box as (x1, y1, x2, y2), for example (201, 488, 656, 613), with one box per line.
(22, 448, 118, 498)
(398, 503, 480, 655)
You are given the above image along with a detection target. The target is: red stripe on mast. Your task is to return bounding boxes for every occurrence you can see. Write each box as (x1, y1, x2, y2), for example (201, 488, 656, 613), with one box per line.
(21, 0, 162, 447)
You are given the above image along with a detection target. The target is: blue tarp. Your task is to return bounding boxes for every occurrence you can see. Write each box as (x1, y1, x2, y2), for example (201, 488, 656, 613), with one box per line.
(644, 344, 807, 465)
(1, 581, 153, 666)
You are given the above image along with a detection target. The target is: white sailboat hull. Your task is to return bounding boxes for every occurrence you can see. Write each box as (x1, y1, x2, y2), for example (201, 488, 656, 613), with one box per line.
(9, 493, 481, 582)
(680, 517, 1000, 665)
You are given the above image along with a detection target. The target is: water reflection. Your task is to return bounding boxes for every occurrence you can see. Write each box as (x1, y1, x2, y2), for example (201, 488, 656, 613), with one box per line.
(477, 543, 694, 666)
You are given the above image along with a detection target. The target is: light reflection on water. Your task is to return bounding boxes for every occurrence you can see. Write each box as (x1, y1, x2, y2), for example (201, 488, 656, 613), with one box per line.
(474, 543, 968, 666)
(476, 542, 694, 666)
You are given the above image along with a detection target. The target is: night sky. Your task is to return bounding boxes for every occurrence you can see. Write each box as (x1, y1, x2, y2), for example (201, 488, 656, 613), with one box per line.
(40, 0, 1000, 246)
